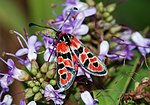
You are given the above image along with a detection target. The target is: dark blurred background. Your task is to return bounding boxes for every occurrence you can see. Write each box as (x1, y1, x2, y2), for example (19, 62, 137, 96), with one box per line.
(0, 0, 150, 104)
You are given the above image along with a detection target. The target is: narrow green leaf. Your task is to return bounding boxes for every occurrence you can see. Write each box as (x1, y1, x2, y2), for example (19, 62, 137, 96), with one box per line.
(93, 53, 141, 105)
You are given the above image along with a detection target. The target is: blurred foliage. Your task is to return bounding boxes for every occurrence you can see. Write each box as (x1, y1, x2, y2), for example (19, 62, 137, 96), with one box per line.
(0, 0, 150, 32)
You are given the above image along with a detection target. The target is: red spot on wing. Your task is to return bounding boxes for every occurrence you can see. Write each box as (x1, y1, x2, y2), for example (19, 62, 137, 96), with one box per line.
(67, 73, 71, 81)
(90, 57, 97, 62)
(73, 37, 81, 44)
(59, 68, 66, 75)
(80, 54, 87, 63)
(84, 48, 90, 53)
(58, 57, 63, 62)
(72, 54, 78, 62)
(70, 37, 81, 49)
(57, 42, 68, 53)
(64, 59, 73, 67)
(89, 63, 103, 71)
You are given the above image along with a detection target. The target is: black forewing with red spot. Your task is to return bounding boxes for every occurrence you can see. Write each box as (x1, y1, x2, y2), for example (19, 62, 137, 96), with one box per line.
(70, 35, 107, 76)
(56, 33, 76, 90)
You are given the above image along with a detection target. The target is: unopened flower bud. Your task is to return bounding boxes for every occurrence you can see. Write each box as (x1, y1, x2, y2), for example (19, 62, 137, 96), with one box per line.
(97, 2, 104, 13)
(50, 79, 56, 86)
(28, 81, 35, 87)
(53, 73, 57, 79)
(34, 92, 42, 101)
(31, 60, 39, 75)
(35, 81, 40, 86)
(33, 86, 40, 93)
(48, 63, 56, 70)
(36, 72, 42, 78)
(81, 35, 91, 42)
(86, 0, 95, 6)
(106, 3, 116, 13)
(42, 29, 56, 38)
(103, 23, 111, 30)
(110, 26, 121, 33)
(39, 78, 44, 83)
(40, 89, 44, 94)
(18, 71, 30, 81)
(105, 15, 113, 22)
(88, 22, 95, 29)
(46, 69, 55, 79)
(41, 62, 49, 73)
(103, 12, 110, 18)
(25, 88, 34, 99)
(41, 81, 48, 88)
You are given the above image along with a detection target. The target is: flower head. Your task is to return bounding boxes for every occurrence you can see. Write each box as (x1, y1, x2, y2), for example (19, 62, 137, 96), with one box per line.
(0, 58, 29, 82)
(44, 85, 66, 105)
(51, 0, 96, 36)
(99, 40, 118, 60)
(16, 35, 42, 61)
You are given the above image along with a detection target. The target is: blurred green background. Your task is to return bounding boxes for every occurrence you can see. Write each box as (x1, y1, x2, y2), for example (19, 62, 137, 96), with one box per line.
(0, 0, 150, 104)
(0, 0, 150, 54)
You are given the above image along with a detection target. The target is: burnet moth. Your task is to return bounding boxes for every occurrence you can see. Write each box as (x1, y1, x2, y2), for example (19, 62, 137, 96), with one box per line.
(29, 7, 107, 90)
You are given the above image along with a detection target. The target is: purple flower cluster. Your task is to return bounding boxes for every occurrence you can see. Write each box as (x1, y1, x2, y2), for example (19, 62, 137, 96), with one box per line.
(99, 31, 150, 61)
(51, 0, 96, 37)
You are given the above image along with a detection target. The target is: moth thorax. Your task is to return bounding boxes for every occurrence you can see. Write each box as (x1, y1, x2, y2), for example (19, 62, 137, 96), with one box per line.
(59, 33, 72, 45)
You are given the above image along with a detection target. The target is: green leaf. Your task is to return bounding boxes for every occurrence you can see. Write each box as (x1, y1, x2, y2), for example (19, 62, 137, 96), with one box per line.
(93, 90, 116, 105)
(93, 53, 141, 105)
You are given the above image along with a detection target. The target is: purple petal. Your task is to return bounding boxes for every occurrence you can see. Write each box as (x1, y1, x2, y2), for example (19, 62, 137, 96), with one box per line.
(85, 72, 93, 82)
(20, 99, 26, 105)
(83, 8, 96, 17)
(77, 67, 84, 76)
(28, 48, 37, 61)
(81, 91, 94, 105)
(35, 41, 42, 50)
(28, 36, 37, 46)
(16, 48, 28, 56)
(56, 88, 65, 93)
(7, 59, 15, 69)
(1, 94, 13, 105)
(44, 84, 54, 97)
(131, 32, 145, 46)
(99, 40, 109, 56)
(74, 13, 85, 29)
(74, 24, 89, 35)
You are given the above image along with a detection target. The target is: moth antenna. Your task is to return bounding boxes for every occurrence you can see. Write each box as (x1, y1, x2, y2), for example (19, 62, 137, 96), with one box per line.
(29, 23, 58, 32)
(59, 7, 78, 31)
